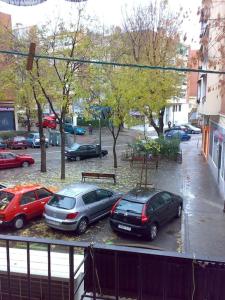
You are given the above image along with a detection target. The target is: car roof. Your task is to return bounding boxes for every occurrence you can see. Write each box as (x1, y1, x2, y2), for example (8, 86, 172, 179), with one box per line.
(56, 183, 98, 198)
(2, 184, 45, 195)
(123, 187, 160, 203)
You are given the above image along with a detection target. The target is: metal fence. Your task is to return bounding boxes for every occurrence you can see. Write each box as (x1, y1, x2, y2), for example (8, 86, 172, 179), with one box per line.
(0, 234, 225, 300)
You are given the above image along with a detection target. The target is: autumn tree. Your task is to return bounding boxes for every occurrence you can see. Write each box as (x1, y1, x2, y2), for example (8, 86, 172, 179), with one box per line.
(32, 7, 93, 179)
(123, 0, 184, 135)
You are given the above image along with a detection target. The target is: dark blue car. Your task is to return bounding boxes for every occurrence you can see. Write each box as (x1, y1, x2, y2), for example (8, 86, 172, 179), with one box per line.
(64, 123, 86, 135)
(165, 130, 191, 141)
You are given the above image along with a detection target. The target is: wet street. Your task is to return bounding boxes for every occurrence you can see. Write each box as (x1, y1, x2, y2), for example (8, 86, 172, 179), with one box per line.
(0, 129, 224, 257)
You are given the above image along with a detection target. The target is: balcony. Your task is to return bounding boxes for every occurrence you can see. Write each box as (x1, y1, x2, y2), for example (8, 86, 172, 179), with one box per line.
(0, 234, 225, 300)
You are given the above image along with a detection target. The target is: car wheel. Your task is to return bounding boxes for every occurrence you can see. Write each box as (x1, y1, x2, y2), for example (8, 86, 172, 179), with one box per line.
(13, 216, 25, 230)
(76, 218, 88, 235)
(149, 223, 158, 241)
(75, 156, 81, 161)
(22, 161, 29, 167)
(176, 205, 182, 218)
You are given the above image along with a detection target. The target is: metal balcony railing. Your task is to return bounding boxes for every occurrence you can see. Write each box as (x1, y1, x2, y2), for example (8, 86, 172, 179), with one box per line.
(0, 234, 225, 300)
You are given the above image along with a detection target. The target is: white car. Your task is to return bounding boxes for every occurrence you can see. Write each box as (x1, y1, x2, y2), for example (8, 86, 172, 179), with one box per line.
(182, 124, 201, 134)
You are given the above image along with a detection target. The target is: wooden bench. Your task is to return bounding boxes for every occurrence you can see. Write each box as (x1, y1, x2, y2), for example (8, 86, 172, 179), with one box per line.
(81, 172, 116, 184)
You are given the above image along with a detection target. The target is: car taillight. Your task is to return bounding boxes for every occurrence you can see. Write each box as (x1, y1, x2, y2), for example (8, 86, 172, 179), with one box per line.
(141, 204, 149, 224)
(0, 214, 5, 220)
(66, 212, 79, 219)
(111, 198, 122, 215)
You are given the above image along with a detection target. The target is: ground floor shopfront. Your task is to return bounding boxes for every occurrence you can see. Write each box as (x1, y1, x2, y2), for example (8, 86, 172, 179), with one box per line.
(0, 101, 17, 131)
(207, 118, 225, 197)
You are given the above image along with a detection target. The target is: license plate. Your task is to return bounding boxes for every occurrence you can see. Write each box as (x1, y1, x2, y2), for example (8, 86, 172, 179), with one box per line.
(47, 220, 59, 226)
(118, 224, 131, 231)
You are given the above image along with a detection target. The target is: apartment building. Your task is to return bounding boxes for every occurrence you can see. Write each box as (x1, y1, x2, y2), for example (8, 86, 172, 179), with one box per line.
(197, 0, 225, 196)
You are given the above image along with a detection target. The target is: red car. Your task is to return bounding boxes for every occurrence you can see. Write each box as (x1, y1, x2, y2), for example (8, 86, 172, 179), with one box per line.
(0, 151, 34, 169)
(6, 136, 27, 149)
(0, 184, 53, 229)
(36, 116, 57, 129)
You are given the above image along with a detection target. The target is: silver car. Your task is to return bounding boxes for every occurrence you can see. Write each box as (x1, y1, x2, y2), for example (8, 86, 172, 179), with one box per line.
(43, 183, 122, 234)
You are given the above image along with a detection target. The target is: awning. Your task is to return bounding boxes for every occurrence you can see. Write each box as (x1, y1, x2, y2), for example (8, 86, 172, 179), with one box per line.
(0, 0, 86, 5)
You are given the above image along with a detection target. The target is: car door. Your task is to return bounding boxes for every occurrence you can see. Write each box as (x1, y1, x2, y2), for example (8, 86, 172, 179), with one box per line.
(159, 192, 177, 221)
(149, 194, 170, 225)
(19, 191, 40, 220)
(95, 189, 113, 214)
(82, 190, 102, 221)
(77, 145, 88, 158)
(86, 145, 97, 158)
(2, 153, 18, 168)
(0, 153, 6, 169)
(35, 188, 53, 215)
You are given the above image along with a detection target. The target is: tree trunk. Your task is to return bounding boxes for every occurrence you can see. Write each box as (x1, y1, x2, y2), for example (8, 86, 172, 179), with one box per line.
(37, 103, 47, 172)
(158, 108, 165, 136)
(148, 108, 165, 136)
(113, 137, 117, 168)
(25, 109, 31, 132)
(59, 121, 66, 180)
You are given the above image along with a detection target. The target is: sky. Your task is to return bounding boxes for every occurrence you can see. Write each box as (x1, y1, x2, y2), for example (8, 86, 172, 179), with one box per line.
(0, 0, 202, 47)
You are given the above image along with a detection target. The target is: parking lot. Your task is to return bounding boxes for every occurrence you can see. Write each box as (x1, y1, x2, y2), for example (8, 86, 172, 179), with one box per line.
(0, 128, 182, 252)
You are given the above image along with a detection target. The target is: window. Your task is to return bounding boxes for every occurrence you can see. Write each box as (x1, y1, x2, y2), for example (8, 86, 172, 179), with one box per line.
(36, 188, 52, 200)
(212, 133, 219, 167)
(150, 195, 165, 210)
(115, 199, 143, 214)
(4, 153, 16, 159)
(178, 105, 182, 112)
(20, 191, 37, 205)
(0, 191, 14, 210)
(82, 191, 97, 205)
(96, 189, 112, 201)
(160, 192, 172, 204)
(79, 145, 88, 151)
(48, 194, 76, 210)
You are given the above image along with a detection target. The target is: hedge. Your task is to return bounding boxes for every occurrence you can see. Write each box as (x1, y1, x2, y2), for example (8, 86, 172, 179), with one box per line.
(77, 118, 109, 128)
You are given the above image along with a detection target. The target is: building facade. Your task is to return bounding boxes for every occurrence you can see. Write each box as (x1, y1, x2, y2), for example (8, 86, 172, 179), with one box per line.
(197, 0, 225, 196)
(0, 12, 17, 131)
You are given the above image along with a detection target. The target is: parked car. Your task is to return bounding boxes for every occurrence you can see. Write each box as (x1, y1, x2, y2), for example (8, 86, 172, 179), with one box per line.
(165, 130, 191, 141)
(182, 124, 201, 134)
(6, 136, 27, 150)
(0, 151, 35, 169)
(43, 183, 122, 234)
(0, 138, 7, 149)
(0, 184, 53, 229)
(64, 123, 86, 135)
(26, 133, 49, 148)
(36, 116, 57, 130)
(164, 125, 188, 134)
(65, 143, 108, 161)
(0, 184, 6, 190)
(110, 187, 183, 240)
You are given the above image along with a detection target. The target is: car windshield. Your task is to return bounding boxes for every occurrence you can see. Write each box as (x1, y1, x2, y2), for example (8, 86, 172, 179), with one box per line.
(70, 143, 80, 150)
(48, 194, 76, 210)
(14, 136, 25, 141)
(0, 191, 14, 210)
(115, 199, 144, 214)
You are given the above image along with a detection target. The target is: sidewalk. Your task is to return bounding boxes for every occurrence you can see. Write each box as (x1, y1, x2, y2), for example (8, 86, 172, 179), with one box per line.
(180, 135, 225, 258)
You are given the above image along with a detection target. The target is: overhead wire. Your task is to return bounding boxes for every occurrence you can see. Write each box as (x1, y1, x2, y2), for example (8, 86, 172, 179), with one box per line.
(0, 49, 225, 75)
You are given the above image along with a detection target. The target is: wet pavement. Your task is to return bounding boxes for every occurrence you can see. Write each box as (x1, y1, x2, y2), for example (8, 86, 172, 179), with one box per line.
(0, 129, 224, 258)
(181, 135, 225, 258)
